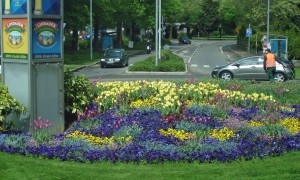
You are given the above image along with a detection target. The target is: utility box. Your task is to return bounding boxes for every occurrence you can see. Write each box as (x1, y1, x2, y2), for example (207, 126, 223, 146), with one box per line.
(102, 35, 113, 49)
(0, 0, 64, 134)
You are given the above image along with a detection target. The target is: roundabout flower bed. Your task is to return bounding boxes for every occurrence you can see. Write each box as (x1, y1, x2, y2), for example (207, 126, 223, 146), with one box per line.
(0, 80, 300, 163)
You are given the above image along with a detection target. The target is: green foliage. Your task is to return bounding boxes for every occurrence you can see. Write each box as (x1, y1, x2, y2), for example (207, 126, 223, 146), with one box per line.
(175, 121, 208, 135)
(197, 0, 220, 37)
(256, 123, 291, 137)
(2, 134, 28, 149)
(114, 125, 143, 139)
(126, 39, 171, 50)
(128, 50, 185, 72)
(78, 40, 89, 50)
(0, 84, 26, 129)
(284, 31, 300, 60)
(77, 119, 102, 131)
(32, 132, 54, 146)
(177, 31, 186, 39)
(64, 71, 93, 115)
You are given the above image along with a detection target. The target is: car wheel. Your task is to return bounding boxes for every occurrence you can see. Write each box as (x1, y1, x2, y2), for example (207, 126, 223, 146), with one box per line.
(220, 71, 233, 81)
(101, 65, 105, 68)
(274, 72, 286, 82)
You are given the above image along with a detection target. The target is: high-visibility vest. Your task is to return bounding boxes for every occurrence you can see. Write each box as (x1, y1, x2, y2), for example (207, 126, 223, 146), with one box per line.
(265, 53, 276, 68)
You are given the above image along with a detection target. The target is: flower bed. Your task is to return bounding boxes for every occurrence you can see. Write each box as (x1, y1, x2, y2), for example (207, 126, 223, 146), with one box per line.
(0, 80, 300, 163)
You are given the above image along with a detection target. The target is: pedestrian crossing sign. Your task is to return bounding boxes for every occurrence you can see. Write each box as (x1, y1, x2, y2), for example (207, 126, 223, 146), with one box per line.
(246, 28, 252, 37)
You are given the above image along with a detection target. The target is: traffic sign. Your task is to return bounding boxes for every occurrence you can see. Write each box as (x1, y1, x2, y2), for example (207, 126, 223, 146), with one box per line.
(246, 28, 252, 37)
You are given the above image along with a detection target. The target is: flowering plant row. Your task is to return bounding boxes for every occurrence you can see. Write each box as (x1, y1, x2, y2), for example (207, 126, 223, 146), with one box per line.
(0, 80, 299, 163)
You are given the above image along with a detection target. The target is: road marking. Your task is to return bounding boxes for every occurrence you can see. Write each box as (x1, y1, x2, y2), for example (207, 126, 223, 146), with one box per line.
(220, 46, 223, 54)
(203, 65, 210, 68)
(191, 64, 198, 67)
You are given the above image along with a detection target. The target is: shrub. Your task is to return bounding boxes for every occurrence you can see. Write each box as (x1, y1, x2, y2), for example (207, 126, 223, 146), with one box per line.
(0, 84, 25, 130)
(78, 40, 89, 50)
(128, 49, 185, 72)
(160, 49, 173, 60)
(128, 57, 158, 71)
(158, 60, 185, 72)
(64, 71, 93, 125)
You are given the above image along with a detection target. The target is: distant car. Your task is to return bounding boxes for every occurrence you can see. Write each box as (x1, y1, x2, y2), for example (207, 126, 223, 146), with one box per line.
(211, 56, 295, 82)
(178, 36, 191, 44)
(100, 48, 129, 68)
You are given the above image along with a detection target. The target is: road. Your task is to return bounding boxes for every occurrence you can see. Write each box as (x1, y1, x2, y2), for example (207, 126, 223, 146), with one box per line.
(74, 40, 251, 82)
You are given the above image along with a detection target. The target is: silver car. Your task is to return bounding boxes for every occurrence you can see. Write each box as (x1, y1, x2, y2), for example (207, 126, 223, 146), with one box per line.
(211, 56, 294, 82)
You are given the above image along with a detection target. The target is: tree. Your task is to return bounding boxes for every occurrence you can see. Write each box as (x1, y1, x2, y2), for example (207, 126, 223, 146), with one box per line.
(219, 0, 240, 35)
(179, 0, 202, 36)
(197, 0, 220, 39)
(92, 0, 115, 50)
(161, 0, 183, 39)
(64, 0, 89, 51)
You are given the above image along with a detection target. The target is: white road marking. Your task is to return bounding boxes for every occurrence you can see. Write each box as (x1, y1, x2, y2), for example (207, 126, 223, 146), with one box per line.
(203, 65, 210, 68)
(191, 64, 198, 67)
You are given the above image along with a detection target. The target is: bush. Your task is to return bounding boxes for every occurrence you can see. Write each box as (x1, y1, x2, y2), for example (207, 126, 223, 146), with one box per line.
(64, 71, 93, 125)
(158, 60, 186, 72)
(128, 57, 158, 71)
(128, 49, 185, 72)
(0, 84, 25, 130)
(160, 49, 173, 61)
(78, 40, 89, 50)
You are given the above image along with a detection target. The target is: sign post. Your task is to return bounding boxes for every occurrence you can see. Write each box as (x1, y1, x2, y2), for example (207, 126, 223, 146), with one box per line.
(1, 0, 64, 134)
(246, 24, 252, 53)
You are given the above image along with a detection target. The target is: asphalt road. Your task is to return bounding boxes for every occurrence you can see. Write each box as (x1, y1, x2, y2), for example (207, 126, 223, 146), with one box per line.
(74, 40, 257, 82)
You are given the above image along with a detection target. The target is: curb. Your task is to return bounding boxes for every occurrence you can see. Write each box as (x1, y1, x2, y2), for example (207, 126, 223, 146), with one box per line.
(124, 70, 189, 75)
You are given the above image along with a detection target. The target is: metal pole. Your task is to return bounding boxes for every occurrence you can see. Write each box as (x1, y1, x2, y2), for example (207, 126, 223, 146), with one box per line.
(158, 0, 161, 59)
(248, 24, 250, 53)
(90, 0, 93, 60)
(256, 33, 258, 55)
(155, 0, 158, 66)
(267, 0, 270, 42)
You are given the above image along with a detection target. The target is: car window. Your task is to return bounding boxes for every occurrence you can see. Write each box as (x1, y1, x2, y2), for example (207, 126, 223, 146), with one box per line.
(105, 50, 122, 57)
(239, 58, 258, 66)
(257, 57, 264, 64)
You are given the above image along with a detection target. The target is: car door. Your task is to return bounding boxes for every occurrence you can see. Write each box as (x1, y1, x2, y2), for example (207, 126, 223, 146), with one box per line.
(256, 57, 269, 80)
(232, 57, 266, 80)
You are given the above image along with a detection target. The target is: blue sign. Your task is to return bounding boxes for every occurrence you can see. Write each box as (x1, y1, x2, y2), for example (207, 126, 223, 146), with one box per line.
(246, 28, 252, 37)
(33, 0, 61, 15)
(2, 0, 27, 15)
(32, 19, 62, 60)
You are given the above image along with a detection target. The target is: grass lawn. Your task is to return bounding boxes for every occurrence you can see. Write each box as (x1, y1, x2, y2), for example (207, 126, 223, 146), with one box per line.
(64, 50, 101, 71)
(295, 68, 300, 78)
(1, 151, 300, 179)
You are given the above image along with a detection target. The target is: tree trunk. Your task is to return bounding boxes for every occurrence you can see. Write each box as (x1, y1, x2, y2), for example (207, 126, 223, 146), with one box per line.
(116, 22, 122, 48)
(168, 24, 173, 39)
(71, 27, 79, 51)
(130, 22, 136, 41)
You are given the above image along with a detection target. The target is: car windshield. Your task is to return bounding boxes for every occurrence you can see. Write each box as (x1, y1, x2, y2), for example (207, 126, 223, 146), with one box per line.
(105, 50, 122, 57)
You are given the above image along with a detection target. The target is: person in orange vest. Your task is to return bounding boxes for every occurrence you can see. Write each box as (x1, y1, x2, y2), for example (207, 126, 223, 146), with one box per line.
(263, 48, 282, 82)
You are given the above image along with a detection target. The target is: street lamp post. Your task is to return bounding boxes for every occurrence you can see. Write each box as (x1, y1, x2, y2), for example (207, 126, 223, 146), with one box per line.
(267, 0, 270, 42)
(158, 0, 161, 59)
(155, 0, 158, 66)
(90, 0, 93, 60)
(155, 0, 161, 66)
